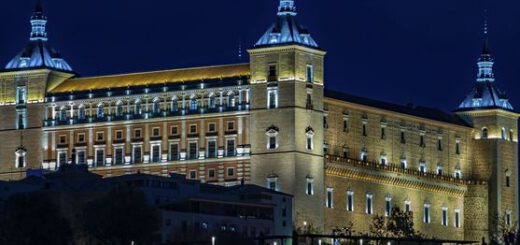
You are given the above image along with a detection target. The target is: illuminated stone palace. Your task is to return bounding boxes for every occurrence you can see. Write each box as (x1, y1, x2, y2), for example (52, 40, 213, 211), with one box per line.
(0, 0, 517, 242)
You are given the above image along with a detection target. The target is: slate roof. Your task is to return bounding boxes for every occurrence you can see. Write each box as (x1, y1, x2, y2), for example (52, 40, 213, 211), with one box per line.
(325, 89, 471, 127)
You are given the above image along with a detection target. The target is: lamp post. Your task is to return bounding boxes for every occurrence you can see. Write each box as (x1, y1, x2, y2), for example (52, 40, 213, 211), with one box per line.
(211, 236, 216, 245)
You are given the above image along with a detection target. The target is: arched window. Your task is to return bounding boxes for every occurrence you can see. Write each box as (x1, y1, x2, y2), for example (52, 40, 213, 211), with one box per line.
(134, 100, 142, 115)
(59, 107, 67, 121)
(115, 101, 123, 117)
(228, 93, 235, 108)
(481, 127, 488, 139)
(152, 98, 161, 114)
(78, 105, 85, 120)
(305, 127, 314, 150)
(97, 103, 104, 118)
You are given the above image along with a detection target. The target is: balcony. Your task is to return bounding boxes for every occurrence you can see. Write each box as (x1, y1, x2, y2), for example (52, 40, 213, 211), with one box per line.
(43, 103, 250, 127)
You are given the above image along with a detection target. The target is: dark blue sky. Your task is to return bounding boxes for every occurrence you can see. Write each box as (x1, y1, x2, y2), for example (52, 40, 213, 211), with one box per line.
(0, 0, 519, 112)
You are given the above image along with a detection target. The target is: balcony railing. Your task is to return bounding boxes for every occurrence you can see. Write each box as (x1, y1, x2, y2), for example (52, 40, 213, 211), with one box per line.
(44, 104, 250, 127)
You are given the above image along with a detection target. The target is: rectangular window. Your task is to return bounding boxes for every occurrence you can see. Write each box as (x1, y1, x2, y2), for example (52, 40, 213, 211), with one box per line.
(58, 152, 67, 166)
(424, 205, 431, 224)
(189, 142, 198, 160)
(442, 208, 448, 226)
(438, 138, 443, 151)
(267, 90, 278, 109)
(306, 93, 313, 110)
(133, 146, 142, 164)
(77, 134, 85, 143)
(227, 167, 235, 177)
(381, 127, 386, 140)
(347, 191, 354, 212)
(134, 129, 142, 139)
(324, 116, 328, 129)
(152, 128, 160, 137)
(405, 201, 411, 213)
(366, 194, 373, 215)
(306, 64, 314, 83)
(95, 149, 104, 167)
(152, 145, 161, 163)
(268, 136, 277, 149)
(170, 126, 178, 135)
(268, 64, 277, 78)
(326, 188, 334, 208)
(114, 148, 124, 165)
(226, 139, 236, 156)
(189, 170, 197, 179)
(96, 132, 104, 142)
(343, 119, 349, 132)
(506, 176, 511, 187)
(115, 131, 123, 140)
(16, 86, 26, 105)
(77, 150, 85, 165)
(227, 121, 235, 131)
(455, 209, 461, 228)
(169, 143, 179, 161)
(207, 140, 217, 158)
(420, 135, 425, 148)
(306, 181, 313, 195)
(362, 123, 367, 137)
(268, 179, 277, 190)
(385, 198, 392, 216)
(190, 125, 197, 134)
(400, 131, 406, 144)
(208, 169, 216, 179)
(455, 141, 461, 155)
(208, 123, 216, 133)
(59, 135, 66, 144)
(306, 136, 313, 150)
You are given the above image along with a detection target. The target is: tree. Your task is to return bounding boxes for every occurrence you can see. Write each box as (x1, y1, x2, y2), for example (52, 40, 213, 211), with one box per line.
(489, 213, 519, 245)
(369, 215, 388, 239)
(82, 188, 160, 245)
(0, 192, 72, 245)
(386, 207, 419, 239)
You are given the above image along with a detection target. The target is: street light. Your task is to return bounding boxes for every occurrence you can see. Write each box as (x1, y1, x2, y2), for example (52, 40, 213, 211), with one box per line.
(211, 236, 216, 245)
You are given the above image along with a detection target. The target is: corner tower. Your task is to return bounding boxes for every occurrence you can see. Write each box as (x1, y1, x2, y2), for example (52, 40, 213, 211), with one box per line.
(456, 25, 519, 242)
(249, 0, 327, 229)
(0, 0, 74, 179)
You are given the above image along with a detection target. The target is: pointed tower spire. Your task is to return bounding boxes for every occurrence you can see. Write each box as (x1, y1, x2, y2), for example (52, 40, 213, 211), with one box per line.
(30, 0, 48, 41)
(278, 0, 297, 16)
(482, 9, 490, 55)
(477, 11, 494, 83)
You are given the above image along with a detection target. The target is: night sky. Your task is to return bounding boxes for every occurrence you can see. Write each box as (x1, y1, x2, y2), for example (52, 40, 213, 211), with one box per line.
(0, 0, 519, 112)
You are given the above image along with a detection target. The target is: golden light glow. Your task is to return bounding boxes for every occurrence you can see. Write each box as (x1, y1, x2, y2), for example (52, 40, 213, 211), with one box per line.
(49, 64, 251, 93)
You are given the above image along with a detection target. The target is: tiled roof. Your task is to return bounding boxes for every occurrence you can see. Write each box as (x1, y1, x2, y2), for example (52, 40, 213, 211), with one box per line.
(325, 89, 471, 127)
(49, 63, 250, 93)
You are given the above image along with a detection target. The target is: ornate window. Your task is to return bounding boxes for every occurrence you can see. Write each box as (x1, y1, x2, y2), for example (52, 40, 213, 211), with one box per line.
(306, 127, 314, 150)
(15, 146, 26, 169)
(266, 125, 279, 150)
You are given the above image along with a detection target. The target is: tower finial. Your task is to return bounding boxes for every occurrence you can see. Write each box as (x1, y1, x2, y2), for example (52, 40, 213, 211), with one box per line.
(278, 0, 297, 16)
(238, 38, 243, 62)
(482, 9, 490, 54)
(30, 0, 48, 41)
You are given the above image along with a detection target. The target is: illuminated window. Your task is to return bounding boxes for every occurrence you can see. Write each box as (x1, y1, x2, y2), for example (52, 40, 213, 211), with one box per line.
(15, 148, 26, 168)
(306, 127, 314, 151)
(442, 207, 448, 226)
(380, 154, 387, 166)
(362, 122, 368, 137)
(59, 107, 67, 121)
(454, 209, 461, 228)
(343, 118, 349, 132)
(437, 137, 443, 151)
(385, 197, 392, 216)
(481, 127, 488, 139)
(134, 100, 142, 115)
(346, 191, 354, 211)
(306, 176, 314, 195)
(326, 188, 334, 208)
(78, 105, 85, 120)
(96, 104, 104, 118)
(189, 170, 197, 179)
(58, 151, 67, 167)
(419, 161, 426, 173)
(227, 93, 236, 107)
(115, 101, 123, 117)
(170, 98, 178, 112)
(381, 126, 386, 140)
(267, 88, 278, 109)
(77, 150, 86, 165)
(400, 159, 407, 169)
(437, 164, 443, 176)
(501, 128, 506, 140)
(419, 133, 426, 148)
(455, 139, 461, 155)
(190, 97, 198, 111)
(266, 174, 278, 191)
(454, 167, 462, 179)
(505, 211, 512, 226)
(266, 126, 279, 150)
(366, 193, 373, 215)
(360, 149, 368, 162)
(424, 204, 431, 224)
